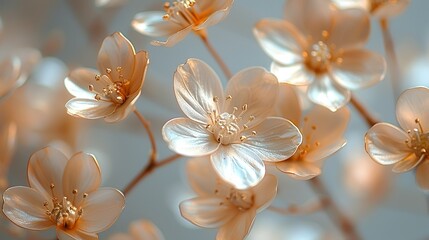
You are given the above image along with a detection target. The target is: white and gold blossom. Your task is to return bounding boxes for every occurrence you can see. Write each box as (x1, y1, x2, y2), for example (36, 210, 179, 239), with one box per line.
(332, 0, 410, 18)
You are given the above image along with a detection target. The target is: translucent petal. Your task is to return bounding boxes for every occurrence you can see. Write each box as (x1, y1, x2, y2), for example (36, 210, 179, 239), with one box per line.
(77, 188, 125, 233)
(305, 138, 346, 164)
(152, 25, 193, 47)
(130, 220, 165, 240)
(179, 197, 236, 228)
(104, 91, 140, 123)
(187, 157, 217, 196)
(210, 144, 265, 190)
(64, 68, 102, 98)
(195, 0, 234, 30)
(65, 98, 116, 119)
(241, 117, 302, 162)
(3, 186, 52, 230)
(95, 0, 127, 8)
(307, 74, 350, 112)
(396, 87, 429, 132)
(174, 58, 224, 124)
(271, 62, 315, 85)
(392, 154, 422, 173)
(365, 123, 411, 165)
(132, 11, 183, 37)
(217, 210, 256, 240)
(253, 19, 306, 65)
(416, 160, 429, 191)
(162, 118, 220, 156)
(372, 0, 410, 18)
(252, 174, 277, 210)
(129, 51, 149, 95)
(276, 161, 321, 180)
(331, 49, 386, 90)
(273, 84, 301, 126)
(57, 229, 98, 240)
(331, 0, 368, 10)
(196, 0, 233, 18)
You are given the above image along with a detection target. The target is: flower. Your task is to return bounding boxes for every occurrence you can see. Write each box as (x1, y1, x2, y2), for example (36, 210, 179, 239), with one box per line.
(162, 58, 302, 189)
(132, 0, 234, 47)
(0, 122, 16, 193)
(2, 147, 125, 239)
(109, 219, 164, 240)
(253, 0, 386, 111)
(65, 32, 149, 122)
(180, 157, 277, 240)
(331, 0, 410, 18)
(365, 87, 429, 191)
(275, 85, 349, 180)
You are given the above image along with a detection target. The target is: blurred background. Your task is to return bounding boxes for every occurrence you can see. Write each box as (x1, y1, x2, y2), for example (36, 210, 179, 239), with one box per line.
(0, 0, 429, 239)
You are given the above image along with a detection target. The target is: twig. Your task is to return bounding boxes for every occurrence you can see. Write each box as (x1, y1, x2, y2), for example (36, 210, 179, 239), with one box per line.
(133, 109, 157, 165)
(350, 95, 379, 127)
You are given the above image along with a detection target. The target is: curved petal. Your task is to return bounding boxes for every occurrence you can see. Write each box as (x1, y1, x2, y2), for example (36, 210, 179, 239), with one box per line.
(3, 186, 52, 230)
(130, 220, 165, 240)
(416, 160, 429, 191)
(174, 58, 224, 124)
(329, 8, 370, 50)
(65, 68, 102, 98)
(62, 152, 101, 205)
(372, 0, 410, 18)
(162, 118, 220, 157)
(132, 11, 183, 37)
(365, 123, 411, 165)
(152, 25, 193, 47)
(179, 197, 237, 228)
(252, 174, 277, 210)
(129, 51, 149, 95)
(276, 161, 321, 180)
(217, 210, 256, 240)
(195, 0, 234, 30)
(66, 98, 116, 119)
(253, 19, 306, 65)
(241, 117, 302, 162)
(305, 138, 346, 164)
(0, 55, 21, 98)
(104, 91, 140, 123)
(57, 229, 98, 240)
(225, 67, 278, 129)
(331, 49, 386, 90)
(271, 62, 315, 85)
(273, 84, 301, 126)
(396, 87, 429, 131)
(97, 32, 135, 83)
(392, 154, 422, 173)
(77, 188, 125, 233)
(331, 0, 368, 10)
(307, 74, 350, 112)
(28, 147, 67, 200)
(210, 144, 265, 190)
(284, 0, 335, 41)
(187, 157, 217, 196)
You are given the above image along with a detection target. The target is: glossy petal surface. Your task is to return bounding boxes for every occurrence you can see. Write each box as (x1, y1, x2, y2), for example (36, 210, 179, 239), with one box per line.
(271, 62, 315, 85)
(217, 210, 255, 240)
(307, 74, 350, 112)
(416, 160, 429, 191)
(66, 98, 116, 119)
(132, 11, 182, 37)
(396, 87, 429, 131)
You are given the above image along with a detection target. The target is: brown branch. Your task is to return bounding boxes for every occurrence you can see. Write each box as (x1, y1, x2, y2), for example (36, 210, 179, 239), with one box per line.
(350, 95, 379, 127)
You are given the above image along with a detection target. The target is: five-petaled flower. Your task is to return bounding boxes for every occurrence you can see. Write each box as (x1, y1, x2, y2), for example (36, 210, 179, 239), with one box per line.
(65, 32, 149, 122)
(332, 0, 410, 18)
(253, 0, 386, 112)
(365, 87, 429, 191)
(180, 157, 277, 240)
(162, 58, 302, 189)
(2, 147, 125, 240)
(132, 0, 234, 47)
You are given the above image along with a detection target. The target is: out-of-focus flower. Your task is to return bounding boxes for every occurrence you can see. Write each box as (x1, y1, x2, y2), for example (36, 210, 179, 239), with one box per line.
(365, 87, 429, 191)
(180, 157, 277, 240)
(275, 86, 349, 180)
(2, 147, 125, 239)
(0, 122, 16, 193)
(65, 32, 149, 122)
(331, 0, 410, 18)
(132, 0, 234, 47)
(95, 0, 127, 8)
(253, 0, 386, 111)
(162, 58, 302, 189)
(109, 220, 165, 240)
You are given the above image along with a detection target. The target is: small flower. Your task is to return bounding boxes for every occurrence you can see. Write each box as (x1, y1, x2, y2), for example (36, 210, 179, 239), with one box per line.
(180, 157, 277, 240)
(0, 122, 16, 193)
(365, 87, 429, 191)
(253, 0, 386, 111)
(275, 85, 350, 180)
(65, 32, 149, 122)
(109, 219, 164, 240)
(162, 58, 302, 189)
(332, 0, 410, 18)
(2, 147, 125, 239)
(132, 0, 234, 47)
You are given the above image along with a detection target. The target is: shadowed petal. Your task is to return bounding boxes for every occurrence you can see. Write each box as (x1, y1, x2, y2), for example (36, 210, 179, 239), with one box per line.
(253, 174, 277, 210)
(130, 220, 165, 240)
(306, 138, 346, 164)
(129, 51, 149, 95)
(57, 229, 98, 240)
(392, 154, 422, 173)
(152, 25, 193, 47)
(66, 98, 116, 119)
(217, 210, 256, 240)
(187, 157, 217, 196)
(162, 118, 220, 157)
(132, 11, 183, 37)
(3, 186, 52, 230)
(276, 161, 321, 180)
(372, 0, 410, 18)
(271, 62, 315, 85)
(273, 84, 301, 126)
(195, 0, 234, 30)
(396, 87, 429, 131)
(416, 160, 429, 191)
(307, 74, 350, 112)
(104, 91, 140, 123)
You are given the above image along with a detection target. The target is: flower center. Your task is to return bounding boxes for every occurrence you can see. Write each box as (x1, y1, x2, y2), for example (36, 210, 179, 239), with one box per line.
(292, 117, 320, 161)
(304, 41, 332, 72)
(405, 118, 429, 158)
(206, 96, 256, 145)
(215, 186, 254, 211)
(89, 67, 130, 105)
(162, 0, 199, 26)
(43, 184, 87, 230)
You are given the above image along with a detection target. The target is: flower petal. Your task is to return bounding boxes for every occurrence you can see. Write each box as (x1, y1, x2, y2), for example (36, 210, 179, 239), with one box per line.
(217, 210, 256, 240)
(77, 188, 125, 233)
(66, 98, 116, 119)
(104, 91, 140, 123)
(331, 49, 386, 90)
(132, 11, 183, 37)
(179, 197, 237, 228)
(0, 122, 17, 178)
(64, 68, 103, 98)
(307, 74, 350, 112)
(305, 138, 346, 164)
(97, 32, 135, 82)
(0, 55, 21, 98)
(211, 144, 265, 190)
(392, 154, 422, 173)
(252, 174, 277, 210)
(276, 161, 321, 180)
(3, 186, 52, 230)
(365, 123, 411, 165)
(57, 229, 98, 240)
(225, 67, 278, 128)
(62, 152, 101, 205)
(273, 84, 301, 126)
(187, 157, 217, 196)
(28, 147, 67, 200)
(195, 0, 234, 30)
(253, 19, 306, 65)
(271, 62, 315, 85)
(162, 118, 220, 157)
(241, 117, 302, 162)
(129, 51, 149, 95)
(396, 87, 429, 132)
(152, 25, 193, 47)
(130, 220, 165, 240)
(372, 0, 410, 18)
(416, 160, 429, 191)
(174, 58, 224, 124)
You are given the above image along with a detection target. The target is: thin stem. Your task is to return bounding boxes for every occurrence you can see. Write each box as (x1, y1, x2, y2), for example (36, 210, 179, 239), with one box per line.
(268, 197, 329, 215)
(134, 109, 157, 165)
(309, 177, 362, 240)
(198, 32, 233, 79)
(350, 95, 379, 127)
(122, 154, 182, 196)
(380, 18, 401, 97)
